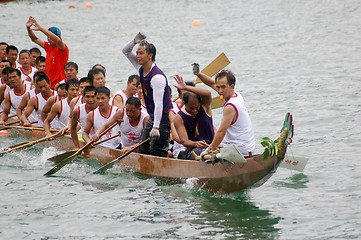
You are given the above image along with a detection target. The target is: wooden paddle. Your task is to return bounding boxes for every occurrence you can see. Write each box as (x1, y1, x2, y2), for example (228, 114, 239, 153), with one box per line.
(93, 137, 150, 174)
(194, 52, 230, 84)
(47, 133, 122, 164)
(44, 121, 120, 176)
(4, 119, 20, 126)
(172, 52, 230, 108)
(0, 125, 58, 132)
(0, 131, 63, 156)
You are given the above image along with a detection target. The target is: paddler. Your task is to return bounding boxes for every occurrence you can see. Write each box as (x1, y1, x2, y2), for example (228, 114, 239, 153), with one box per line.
(122, 32, 172, 157)
(172, 74, 214, 159)
(0, 68, 31, 125)
(19, 73, 55, 127)
(193, 65, 255, 157)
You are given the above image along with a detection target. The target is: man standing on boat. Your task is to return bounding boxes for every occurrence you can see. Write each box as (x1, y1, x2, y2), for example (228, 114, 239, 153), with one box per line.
(122, 33, 172, 157)
(194, 66, 255, 157)
(173, 74, 214, 159)
(26, 16, 69, 89)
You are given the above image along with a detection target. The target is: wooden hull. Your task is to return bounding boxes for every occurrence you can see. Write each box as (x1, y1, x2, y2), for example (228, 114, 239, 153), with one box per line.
(11, 130, 282, 193)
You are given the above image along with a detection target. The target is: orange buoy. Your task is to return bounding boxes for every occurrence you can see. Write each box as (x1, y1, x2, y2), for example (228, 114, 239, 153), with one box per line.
(192, 19, 200, 27)
(0, 130, 10, 137)
(85, 2, 92, 8)
(69, 4, 75, 8)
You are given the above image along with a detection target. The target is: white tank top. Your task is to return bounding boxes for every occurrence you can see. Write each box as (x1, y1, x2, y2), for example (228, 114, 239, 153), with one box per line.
(77, 103, 94, 136)
(92, 106, 121, 148)
(120, 108, 148, 147)
(112, 90, 128, 106)
(34, 90, 55, 126)
(73, 95, 84, 110)
(0, 85, 11, 112)
(169, 102, 185, 158)
(52, 98, 71, 130)
(222, 92, 255, 155)
(8, 84, 31, 115)
(25, 88, 39, 124)
(20, 67, 37, 83)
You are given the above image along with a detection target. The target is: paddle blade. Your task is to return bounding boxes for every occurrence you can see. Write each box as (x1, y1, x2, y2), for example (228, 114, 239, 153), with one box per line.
(47, 151, 77, 163)
(44, 154, 77, 176)
(194, 52, 230, 84)
(216, 145, 247, 163)
(279, 155, 308, 172)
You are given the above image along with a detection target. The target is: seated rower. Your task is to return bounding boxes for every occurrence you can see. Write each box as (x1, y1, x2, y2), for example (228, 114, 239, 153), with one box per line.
(112, 74, 139, 108)
(0, 67, 13, 112)
(0, 68, 31, 125)
(194, 67, 255, 157)
(41, 83, 67, 123)
(18, 49, 37, 84)
(82, 86, 121, 149)
(173, 74, 214, 159)
(35, 56, 46, 73)
(169, 81, 195, 158)
(70, 86, 97, 149)
(54, 61, 79, 91)
(43, 79, 79, 136)
(20, 73, 55, 127)
(91, 97, 149, 152)
(16, 71, 44, 124)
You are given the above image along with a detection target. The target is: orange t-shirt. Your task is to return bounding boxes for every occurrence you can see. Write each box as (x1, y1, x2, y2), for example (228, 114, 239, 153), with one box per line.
(44, 42, 69, 89)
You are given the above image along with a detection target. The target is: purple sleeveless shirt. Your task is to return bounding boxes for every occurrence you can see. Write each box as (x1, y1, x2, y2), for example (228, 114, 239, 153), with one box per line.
(139, 64, 172, 123)
(178, 106, 214, 152)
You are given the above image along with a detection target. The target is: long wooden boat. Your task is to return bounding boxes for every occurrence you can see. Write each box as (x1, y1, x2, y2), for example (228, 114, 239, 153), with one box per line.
(4, 128, 287, 194)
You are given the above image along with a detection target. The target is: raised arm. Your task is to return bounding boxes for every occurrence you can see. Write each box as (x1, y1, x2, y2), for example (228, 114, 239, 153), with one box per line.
(192, 63, 217, 91)
(174, 74, 212, 114)
(26, 16, 45, 48)
(122, 32, 146, 71)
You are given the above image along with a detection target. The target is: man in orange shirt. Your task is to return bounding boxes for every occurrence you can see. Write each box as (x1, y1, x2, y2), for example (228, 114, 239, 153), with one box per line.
(26, 16, 69, 89)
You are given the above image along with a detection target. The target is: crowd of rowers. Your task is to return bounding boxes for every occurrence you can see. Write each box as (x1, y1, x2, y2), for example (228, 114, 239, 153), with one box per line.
(0, 20, 256, 160)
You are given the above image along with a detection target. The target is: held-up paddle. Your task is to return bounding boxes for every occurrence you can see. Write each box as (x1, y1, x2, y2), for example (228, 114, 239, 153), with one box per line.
(172, 52, 230, 103)
(93, 137, 150, 174)
(47, 133, 122, 164)
(0, 131, 63, 156)
(44, 121, 119, 176)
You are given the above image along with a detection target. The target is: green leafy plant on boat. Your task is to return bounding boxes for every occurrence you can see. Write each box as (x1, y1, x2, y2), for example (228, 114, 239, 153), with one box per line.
(261, 113, 294, 161)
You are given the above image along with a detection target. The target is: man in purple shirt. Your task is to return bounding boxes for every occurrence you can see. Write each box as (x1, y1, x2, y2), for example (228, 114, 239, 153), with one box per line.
(122, 33, 172, 157)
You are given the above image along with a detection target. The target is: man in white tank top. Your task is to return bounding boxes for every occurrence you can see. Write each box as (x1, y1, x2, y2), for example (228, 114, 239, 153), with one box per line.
(83, 86, 121, 149)
(70, 86, 97, 149)
(195, 68, 255, 156)
(0, 68, 31, 125)
(91, 96, 149, 151)
(40, 83, 67, 123)
(43, 79, 79, 137)
(112, 74, 139, 108)
(0, 66, 13, 112)
(18, 50, 37, 84)
(20, 73, 54, 127)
